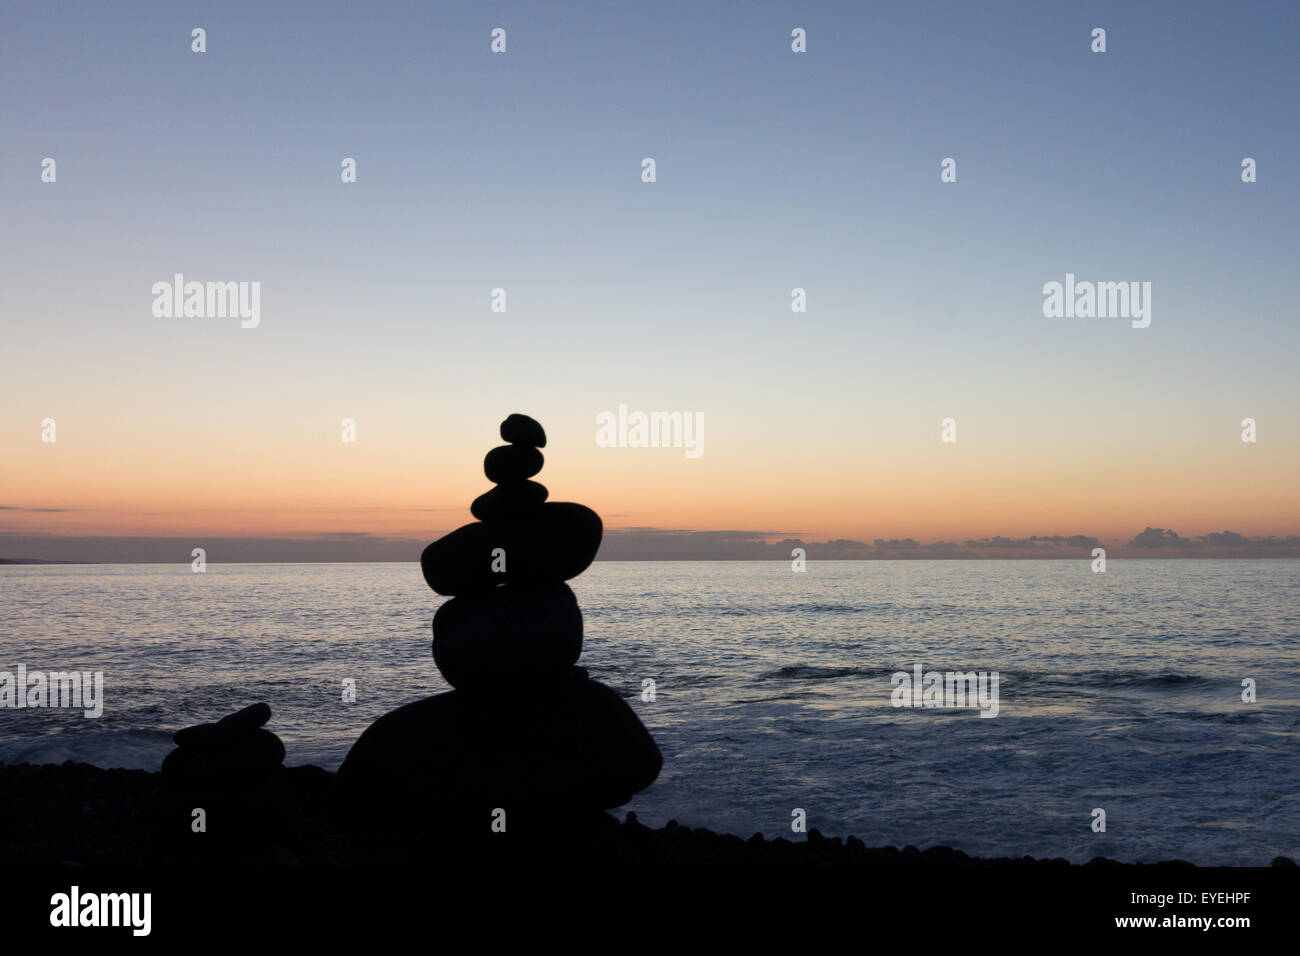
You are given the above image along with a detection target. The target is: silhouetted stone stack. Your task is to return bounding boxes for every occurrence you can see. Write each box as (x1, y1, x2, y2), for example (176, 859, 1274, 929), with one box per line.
(164, 703, 283, 782)
(157, 703, 302, 850)
(334, 414, 662, 846)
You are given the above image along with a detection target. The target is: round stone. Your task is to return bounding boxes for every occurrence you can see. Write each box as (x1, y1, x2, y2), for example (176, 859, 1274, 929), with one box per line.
(500, 413, 546, 448)
(432, 583, 582, 689)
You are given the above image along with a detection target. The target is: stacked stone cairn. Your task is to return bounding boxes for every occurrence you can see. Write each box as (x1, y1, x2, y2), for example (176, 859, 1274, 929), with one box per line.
(333, 414, 662, 847)
(158, 702, 301, 850)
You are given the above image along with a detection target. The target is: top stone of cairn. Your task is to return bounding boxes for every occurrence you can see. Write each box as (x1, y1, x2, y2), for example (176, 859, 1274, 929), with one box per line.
(500, 413, 546, 448)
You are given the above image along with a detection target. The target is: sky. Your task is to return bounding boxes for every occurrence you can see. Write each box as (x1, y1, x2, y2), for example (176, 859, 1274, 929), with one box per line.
(2, 0, 1298, 561)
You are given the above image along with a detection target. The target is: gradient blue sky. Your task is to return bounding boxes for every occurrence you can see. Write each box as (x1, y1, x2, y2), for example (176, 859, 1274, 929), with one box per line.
(2, 0, 1298, 556)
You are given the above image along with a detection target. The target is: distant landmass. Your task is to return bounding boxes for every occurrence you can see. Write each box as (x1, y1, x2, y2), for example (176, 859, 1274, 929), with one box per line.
(0, 557, 86, 565)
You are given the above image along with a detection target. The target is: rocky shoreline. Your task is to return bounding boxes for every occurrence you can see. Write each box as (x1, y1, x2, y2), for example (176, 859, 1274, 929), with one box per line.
(4, 761, 1294, 868)
(4, 417, 1293, 872)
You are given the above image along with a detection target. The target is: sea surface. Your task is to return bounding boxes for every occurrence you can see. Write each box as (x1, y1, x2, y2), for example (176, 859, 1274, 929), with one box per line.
(2, 559, 1298, 865)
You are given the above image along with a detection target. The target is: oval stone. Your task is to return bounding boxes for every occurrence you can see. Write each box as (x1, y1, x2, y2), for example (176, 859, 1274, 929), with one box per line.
(483, 444, 543, 483)
(333, 670, 663, 822)
(432, 583, 582, 689)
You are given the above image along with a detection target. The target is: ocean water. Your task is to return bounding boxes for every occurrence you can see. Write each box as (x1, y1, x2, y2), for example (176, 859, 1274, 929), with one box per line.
(2, 559, 1298, 865)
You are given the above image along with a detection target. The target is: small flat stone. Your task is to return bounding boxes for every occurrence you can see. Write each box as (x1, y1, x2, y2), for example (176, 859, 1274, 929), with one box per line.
(470, 480, 548, 521)
(173, 702, 271, 748)
(214, 702, 271, 736)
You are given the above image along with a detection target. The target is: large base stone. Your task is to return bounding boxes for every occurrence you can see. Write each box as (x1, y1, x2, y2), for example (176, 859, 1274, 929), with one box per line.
(332, 669, 661, 831)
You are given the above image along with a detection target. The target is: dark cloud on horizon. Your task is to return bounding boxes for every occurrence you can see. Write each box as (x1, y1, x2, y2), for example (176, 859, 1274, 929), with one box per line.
(962, 534, 1101, 550)
(1199, 530, 1248, 547)
(1129, 527, 1189, 547)
(601, 528, 1300, 560)
(3, 527, 1300, 564)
